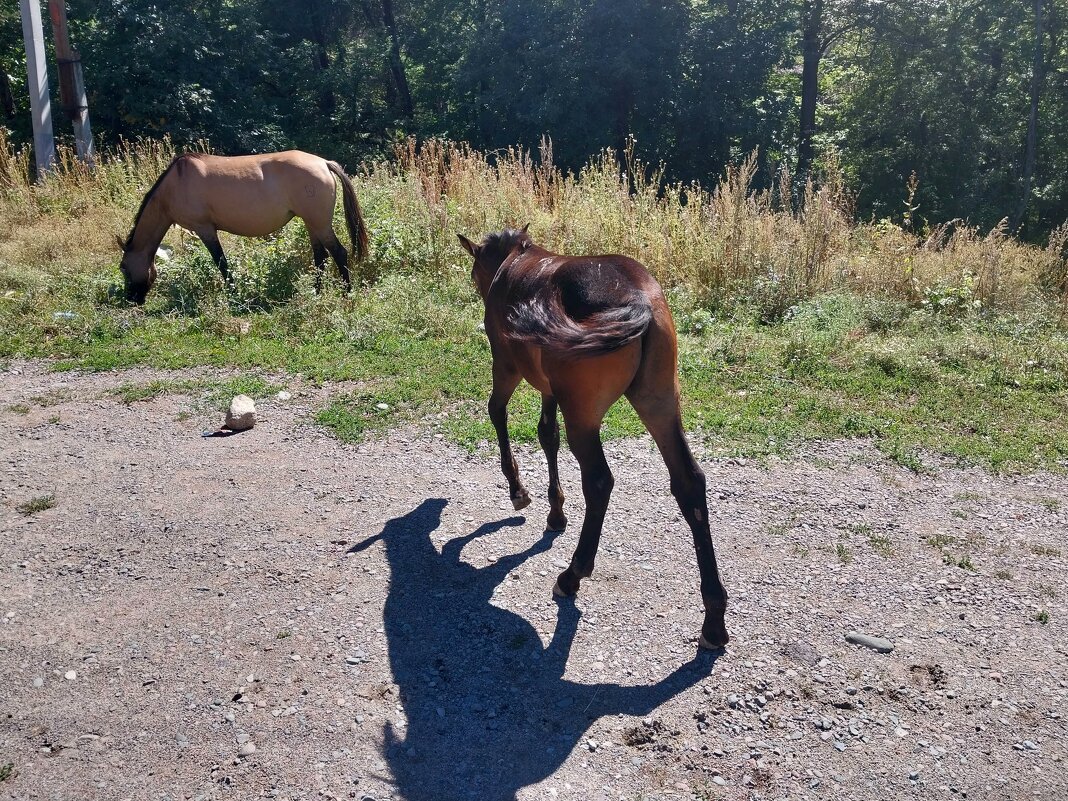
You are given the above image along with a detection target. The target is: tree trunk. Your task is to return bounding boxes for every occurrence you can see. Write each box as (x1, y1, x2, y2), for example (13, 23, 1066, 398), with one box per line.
(797, 0, 823, 180)
(1012, 0, 1045, 232)
(381, 0, 414, 118)
(0, 68, 15, 122)
(310, 4, 337, 116)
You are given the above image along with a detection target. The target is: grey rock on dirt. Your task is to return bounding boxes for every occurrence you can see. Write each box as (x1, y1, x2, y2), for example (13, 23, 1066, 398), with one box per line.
(844, 631, 894, 653)
(225, 395, 257, 431)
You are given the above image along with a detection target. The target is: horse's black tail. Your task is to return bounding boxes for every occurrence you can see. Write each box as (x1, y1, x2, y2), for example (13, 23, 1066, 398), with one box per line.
(327, 161, 369, 262)
(508, 291, 653, 359)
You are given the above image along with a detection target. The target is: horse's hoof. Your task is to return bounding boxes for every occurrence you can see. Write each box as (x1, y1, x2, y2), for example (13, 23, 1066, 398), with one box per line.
(698, 631, 729, 650)
(546, 514, 567, 532)
(512, 492, 532, 511)
(552, 581, 568, 598)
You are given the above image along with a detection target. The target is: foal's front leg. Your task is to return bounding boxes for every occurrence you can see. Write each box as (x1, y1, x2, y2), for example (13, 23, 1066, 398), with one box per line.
(488, 367, 531, 510)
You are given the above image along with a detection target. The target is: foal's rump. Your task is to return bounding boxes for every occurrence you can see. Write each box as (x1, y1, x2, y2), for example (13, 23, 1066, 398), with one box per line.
(507, 257, 655, 359)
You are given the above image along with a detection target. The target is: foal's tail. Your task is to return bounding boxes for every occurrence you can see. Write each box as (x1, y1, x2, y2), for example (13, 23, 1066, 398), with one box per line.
(327, 161, 370, 262)
(509, 292, 653, 359)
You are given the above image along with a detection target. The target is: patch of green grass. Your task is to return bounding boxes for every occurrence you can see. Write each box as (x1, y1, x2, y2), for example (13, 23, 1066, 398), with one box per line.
(0, 762, 13, 782)
(954, 491, 982, 502)
(113, 375, 282, 410)
(866, 532, 894, 557)
(994, 569, 1013, 580)
(957, 554, 975, 571)
(276, 630, 291, 640)
(16, 494, 55, 515)
(2, 210, 1067, 470)
(927, 532, 956, 549)
(1033, 610, 1050, 625)
(1037, 497, 1061, 513)
(836, 541, 853, 564)
(1031, 543, 1063, 558)
(5, 403, 29, 415)
(1035, 583, 1058, 599)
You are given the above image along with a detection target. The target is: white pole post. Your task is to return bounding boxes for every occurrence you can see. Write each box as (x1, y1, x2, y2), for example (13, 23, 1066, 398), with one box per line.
(19, 0, 56, 179)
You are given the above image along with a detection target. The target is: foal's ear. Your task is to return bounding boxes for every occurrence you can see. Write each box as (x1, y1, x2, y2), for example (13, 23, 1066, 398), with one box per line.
(457, 233, 478, 257)
(114, 234, 127, 252)
(520, 222, 530, 234)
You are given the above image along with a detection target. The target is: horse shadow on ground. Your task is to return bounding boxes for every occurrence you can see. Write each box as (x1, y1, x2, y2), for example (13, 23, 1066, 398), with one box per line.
(349, 498, 720, 801)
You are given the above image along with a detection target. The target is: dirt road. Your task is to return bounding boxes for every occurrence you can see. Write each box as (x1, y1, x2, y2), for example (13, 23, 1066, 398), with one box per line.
(2, 363, 1066, 801)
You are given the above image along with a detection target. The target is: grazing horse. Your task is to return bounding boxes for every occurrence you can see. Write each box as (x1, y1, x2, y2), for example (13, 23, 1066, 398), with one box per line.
(457, 226, 730, 649)
(116, 150, 369, 304)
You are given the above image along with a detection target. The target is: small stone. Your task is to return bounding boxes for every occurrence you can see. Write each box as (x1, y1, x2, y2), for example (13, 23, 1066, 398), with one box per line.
(225, 395, 257, 432)
(237, 742, 257, 757)
(375, 403, 390, 411)
(276, 391, 292, 401)
(712, 776, 727, 786)
(844, 631, 894, 653)
(834, 741, 846, 752)
(33, 677, 44, 688)
(64, 670, 77, 681)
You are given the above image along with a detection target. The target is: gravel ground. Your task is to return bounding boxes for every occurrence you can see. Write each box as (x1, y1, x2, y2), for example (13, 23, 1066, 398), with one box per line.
(1, 361, 1067, 801)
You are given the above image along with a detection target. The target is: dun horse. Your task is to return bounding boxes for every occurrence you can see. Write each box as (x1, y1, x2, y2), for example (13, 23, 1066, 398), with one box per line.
(458, 226, 730, 648)
(117, 151, 369, 304)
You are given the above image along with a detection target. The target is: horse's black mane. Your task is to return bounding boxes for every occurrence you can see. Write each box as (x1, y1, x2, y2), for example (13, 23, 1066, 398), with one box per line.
(481, 227, 532, 261)
(124, 153, 201, 248)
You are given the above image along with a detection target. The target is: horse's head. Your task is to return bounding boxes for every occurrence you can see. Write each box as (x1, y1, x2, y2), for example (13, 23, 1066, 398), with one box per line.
(115, 235, 157, 305)
(457, 224, 532, 300)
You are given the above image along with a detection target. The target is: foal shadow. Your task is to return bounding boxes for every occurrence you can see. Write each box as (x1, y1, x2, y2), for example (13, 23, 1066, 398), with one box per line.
(349, 498, 719, 801)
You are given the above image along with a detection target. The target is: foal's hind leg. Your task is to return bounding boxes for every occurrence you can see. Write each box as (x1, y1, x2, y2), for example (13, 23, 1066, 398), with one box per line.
(627, 389, 729, 649)
(194, 228, 231, 285)
(489, 366, 531, 510)
(538, 395, 567, 531)
(552, 413, 613, 598)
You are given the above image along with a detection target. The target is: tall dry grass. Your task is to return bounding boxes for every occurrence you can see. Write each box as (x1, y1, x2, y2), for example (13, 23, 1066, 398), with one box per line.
(384, 137, 1067, 317)
(2, 130, 1065, 319)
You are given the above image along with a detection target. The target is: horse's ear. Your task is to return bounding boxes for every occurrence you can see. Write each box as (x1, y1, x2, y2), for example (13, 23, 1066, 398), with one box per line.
(457, 233, 478, 257)
(114, 235, 127, 252)
(520, 223, 530, 234)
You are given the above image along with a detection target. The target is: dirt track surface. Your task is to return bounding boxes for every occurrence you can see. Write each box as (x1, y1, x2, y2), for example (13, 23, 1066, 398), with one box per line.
(2, 362, 1067, 801)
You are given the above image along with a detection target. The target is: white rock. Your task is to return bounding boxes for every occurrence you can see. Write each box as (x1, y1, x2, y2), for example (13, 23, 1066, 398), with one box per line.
(64, 670, 77, 681)
(276, 391, 292, 402)
(225, 395, 257, 431)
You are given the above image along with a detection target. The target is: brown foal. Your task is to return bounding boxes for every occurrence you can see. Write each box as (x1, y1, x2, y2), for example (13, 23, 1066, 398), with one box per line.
(117, 150, 369, 304)
(458, 226, 730, 649)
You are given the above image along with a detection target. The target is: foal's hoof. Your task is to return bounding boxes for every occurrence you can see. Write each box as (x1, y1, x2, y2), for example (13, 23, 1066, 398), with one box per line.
(511, 491, 532, 511)
(546, 512, 568, 532)
(552, 581, 568, 598)
(698, 632, 729, 650)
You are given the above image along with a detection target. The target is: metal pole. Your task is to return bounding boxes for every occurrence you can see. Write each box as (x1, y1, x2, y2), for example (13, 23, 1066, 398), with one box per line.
(19, 0, 55, 179)
(48, 1, 95, 164)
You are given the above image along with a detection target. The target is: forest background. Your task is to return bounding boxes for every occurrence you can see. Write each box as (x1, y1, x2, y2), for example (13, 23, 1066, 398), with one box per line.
(2, 0, 1066, 238)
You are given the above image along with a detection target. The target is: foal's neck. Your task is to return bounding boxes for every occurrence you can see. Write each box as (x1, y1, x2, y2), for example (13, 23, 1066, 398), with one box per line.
(129, 193, 172, 256)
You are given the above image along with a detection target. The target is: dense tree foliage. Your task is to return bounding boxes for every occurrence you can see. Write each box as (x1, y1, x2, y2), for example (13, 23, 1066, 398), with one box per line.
(3, 0, 1066, 236)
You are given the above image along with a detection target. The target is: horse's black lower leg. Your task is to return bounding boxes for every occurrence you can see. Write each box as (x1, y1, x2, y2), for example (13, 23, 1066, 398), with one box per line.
(554, 426, 612, 597)
(638, 407, 729, 649)
(489, 369, 530, 510)
(197, 230, 230, 286)
(325, 237, 352, 292)
(538, 395, 567, 531)
(312, 242, 329, 293)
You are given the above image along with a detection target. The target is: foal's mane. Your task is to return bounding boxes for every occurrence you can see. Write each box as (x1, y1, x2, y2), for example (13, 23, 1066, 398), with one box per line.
(125, 153, 201, 246)
(481, 228, 533, 261)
